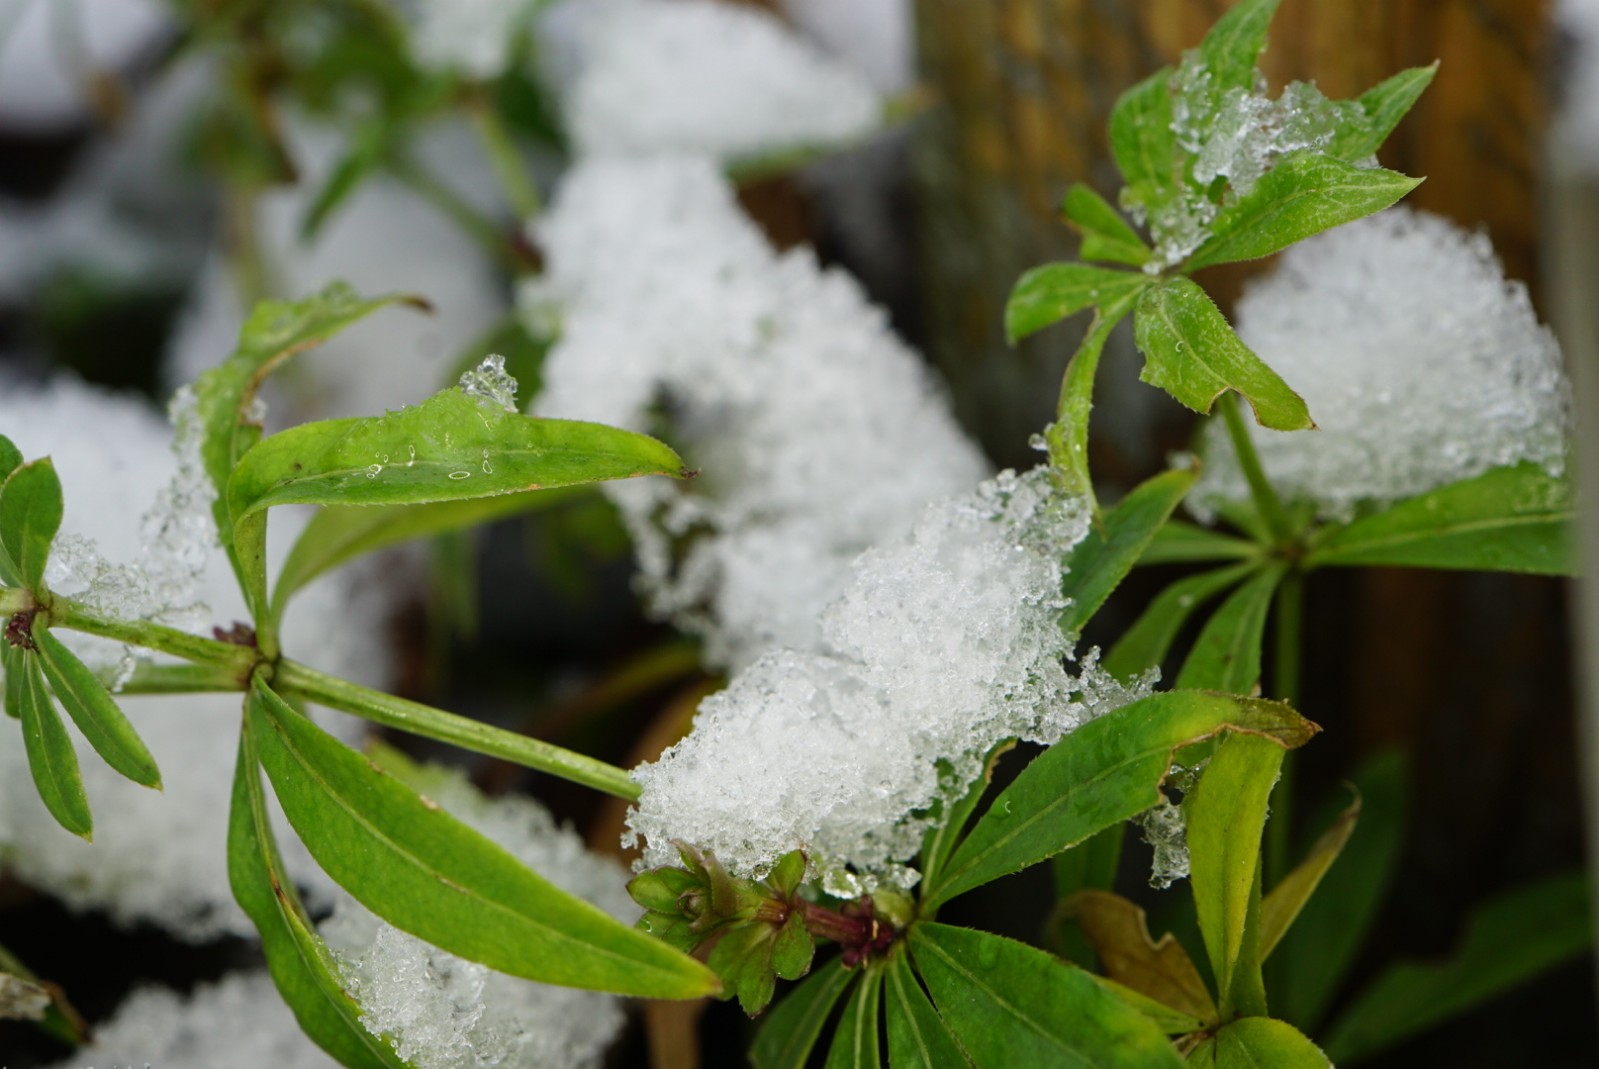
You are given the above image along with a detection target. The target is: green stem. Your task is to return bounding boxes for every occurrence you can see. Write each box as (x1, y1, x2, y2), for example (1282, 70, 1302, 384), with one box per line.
(1217, 392, 1293, 546)
(0, 586, 33, 615)
(274, 659, 641, 802)
(47, 596, 257, 674)
(107, 662, 249, 695)
(471, 101, 542, 221)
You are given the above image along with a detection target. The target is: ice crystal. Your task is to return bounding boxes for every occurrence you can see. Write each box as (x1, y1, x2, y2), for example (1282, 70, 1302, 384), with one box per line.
(1138, 794, 1190, 890)
(1190, 209, 1571, 521)
(459, 353, 521, 412)
(532, 155, 987, 669)
(627, 467, 1152, 894)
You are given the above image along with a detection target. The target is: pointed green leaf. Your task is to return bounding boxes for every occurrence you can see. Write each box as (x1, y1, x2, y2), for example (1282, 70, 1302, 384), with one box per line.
(32, 621, 161, 789)
(920, 741, 1016, 897)
(195, 285, 426, 612)
(751, 963, 857, 1069)
(1187, 1036, 1217, 1068)
(1104, 562, 1260, 682)
(909, 923, 1184, 1069)
(884, 950, 972, 1068)
(1194, 0, 1282, 97)
(228, 726, 415, 1069)
(1173, 562, 1285, 693)
(1323, 872, 1593, 1064)
(247, 677, 718, 998)
(926, 691, 1316, 909)
(1093, 976, 1209, 1036)
(1276, 751, 1406, 1031)
(16, 651, 92, 839)
(1185, 155, 1422, 271)
(1214, 1018, 1332, 1069)
(1059, 466, 1199, 638)
(0, 459, 63, 592)
(1184, 732, 1285, 1017)
(1111, 67, 1178, 220)
(1327, 63, 1438, 162)
(1063, 183, 1153, 268)
(1043, 288, 1143, 508)
(301, 118, 393, 240)
(1304, 463, 1576, 575)
(1137, 521, 1261, 566)
(1260, 789, 1359, 960)
(773, 911, 817, 982)
(0, 434, 20, 588)
(823, 966, 882, 1069)
(1005, 263, 1149, 345)
(1134, 278, 1311, 430)
(3, 643, 25, 719)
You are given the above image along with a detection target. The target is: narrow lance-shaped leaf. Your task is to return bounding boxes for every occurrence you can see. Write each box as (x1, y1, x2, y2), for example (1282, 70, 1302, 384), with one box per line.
(1214, 1017, 1333, 1069)
(0, 459, 63, 592)
(823, 966, 882, 1069)
(1325, 63, 1439, 162)
(1193, 0, 1282, 98)
(0, 433, 22, 586)
(1174, 562, 1286, 694)
(16, 651, 92, 840)
(1062, 890, 1218, 1028)
(32, 620, 161, 789)
(1184, 154, 1422, 272)
(1004, 263, 1148, 345)
(1184, 732, 1285, 1017)
(1110, 67, 1178, 221)
(1103, 562, 1260, 682)
(1259, 789, 1360, 959)
(227, 723, 415, 1069)
(919, 741, 1015, 903)
(909, 923, 1185, 1069)
(750, 963, 858, 1069)
(3, 643, 25, 720)
(1059, 465, 1198, 638)
(1304, 462, 1576, 575)
(1045, 286, 1144, 506)
(1134, 278, 1312, 431)
(884, 949, 972, 1069)
(230, 387, 685, 632)
(1322, 872, 1594, 1065)
(1062, 183, 1153, 268)
(926, 691, 1316, 909)
(1136, 521, 1261, 567)
(246, 677, 720, 998)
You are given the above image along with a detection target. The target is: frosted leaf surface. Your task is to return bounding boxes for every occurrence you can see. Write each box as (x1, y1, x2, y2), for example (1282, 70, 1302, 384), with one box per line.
(627, 467, 1151, 895)
(546, 0, 882, 161)
(0, 376, 394, 939)
(408, 0, 540, 80)
(1190, 209, 1572, 522)
(459, 353, 521, 412)
(43, 970, 338, 1069)
(532, 155, 987, 669)
(321, 765, 631, 1069)
(1556, 0, 1599, 171)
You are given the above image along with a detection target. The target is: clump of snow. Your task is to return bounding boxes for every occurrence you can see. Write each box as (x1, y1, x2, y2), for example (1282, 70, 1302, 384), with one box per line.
(320, 764, 632, 1069)
(627, 467, 1152, 896)
(0, 0, 170, 132)
(44, 971, 338, 1069)
(780, 0, 914, 95)
(544, 0, 882, 162)
(0, 375, 394, 939)
(407, 0, 540, 81)
(530, 155, 988, 670)
(1556, 0, 1599, 172)
(1190, 208, 1571, 522)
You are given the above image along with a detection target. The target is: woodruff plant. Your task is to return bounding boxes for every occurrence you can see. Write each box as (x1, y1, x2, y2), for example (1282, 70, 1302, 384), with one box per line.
(0, 1, 1585, 1067)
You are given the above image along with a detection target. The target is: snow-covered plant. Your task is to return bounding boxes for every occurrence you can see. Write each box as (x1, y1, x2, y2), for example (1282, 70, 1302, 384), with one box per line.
(0, 1, 1586, 1067)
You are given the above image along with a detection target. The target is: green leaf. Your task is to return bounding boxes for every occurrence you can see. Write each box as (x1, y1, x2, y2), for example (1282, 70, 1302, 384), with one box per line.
(1137, 521, 1261, 567)
(920, 741, 1016, 898)
(1185, 155, 1422, 271)
(2, 643, 24, 720)
(1134, 278, 1312, 431)
(709, 922, 779, 1015)
(229, 387, 684, 630)
(1327, 63, 1438, 162)
(884, 949, 972, 1068)
(1187, 1036, 1217, 1067)
(1059, 466, 1199, 638)
(228, 726, 415, 1069)
(271, 486, 580, 621)
(32, 621, 161, 789)
(1214, 1017, 1332, 1069)
(1304, 463, 1576, 575)
(1276, 751, 1406, 1031)
(750, 963, 858, 1069)
(1062, 184, 1154, 268)
(1259, 788, 1359, 960)
(195, 285, 425, 613)
(0, 459, 63, 592)
(1184, 732, 1285, 1017)
(925, 691, 1316, 909)
(909, 923, 1184, 1068)
(1194, 0, 1281, 98)
(1110, 67, 1178, 222)
(0, 434, 21, 480)
(301, 117, 393, 240)
(246, 676, 720, 998)
(823, 966, 882, 1069)
(1043, 288, 1144, 507)
(1173, 563, 1285, 693)
(1005, 263, 1149, 345)
(1092, 975, 1210, 1036)
(1323, 872, 1594, 1064)
(16, 650, 92, 840)
(773, 911, 816, 982)
(1062, 890, 1218, 1027)
(1103, 562, 1260, 682)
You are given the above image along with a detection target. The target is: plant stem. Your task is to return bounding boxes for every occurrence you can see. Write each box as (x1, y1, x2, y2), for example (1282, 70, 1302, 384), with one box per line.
(46, 596, 257, 674)
(472, 101, 542, 221)
(1217, 392, 1293, 546)
(274, 659, 642, 802)
(108, 663, 250, 695)
(0, 587, 34, 615)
